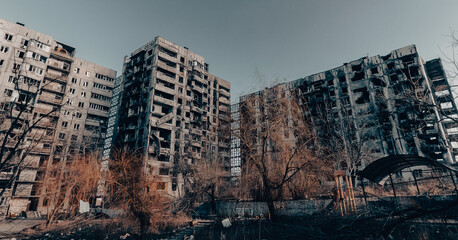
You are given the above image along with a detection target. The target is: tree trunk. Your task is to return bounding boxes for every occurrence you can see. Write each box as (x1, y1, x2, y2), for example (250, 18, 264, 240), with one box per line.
(137, 213, 150, 237)
(262, 177, 277, 220)
(210, 185, 216, 214)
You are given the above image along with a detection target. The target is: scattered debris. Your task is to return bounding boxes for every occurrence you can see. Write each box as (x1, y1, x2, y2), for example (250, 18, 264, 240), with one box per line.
(79, 200, 90, 213)
(222, 218, 231, 228)
(119, 233, 130, 239)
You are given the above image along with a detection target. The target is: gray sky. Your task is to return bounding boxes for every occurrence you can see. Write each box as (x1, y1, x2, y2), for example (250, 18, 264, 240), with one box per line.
(2, 1, 458, 101)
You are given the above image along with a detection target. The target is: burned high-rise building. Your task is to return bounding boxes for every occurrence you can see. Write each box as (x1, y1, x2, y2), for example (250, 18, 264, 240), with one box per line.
(235, 45, 458, 178)
(0, 18, 116, 215)
(116, 37, 231, 196)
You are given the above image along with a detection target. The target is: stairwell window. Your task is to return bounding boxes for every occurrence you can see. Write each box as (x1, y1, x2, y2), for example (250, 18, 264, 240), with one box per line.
(58, 133, 66, 140)
(0, 46, 8, 53)
(4, 33, 12, 41)
(12, 63, 21, 72)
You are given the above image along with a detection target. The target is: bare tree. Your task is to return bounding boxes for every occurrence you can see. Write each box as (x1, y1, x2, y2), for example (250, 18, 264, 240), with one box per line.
(105, 148, 169, 237)
(42, 152, 101, 226)
(173, 145, 227, 214)
(238, 85, 332, 218)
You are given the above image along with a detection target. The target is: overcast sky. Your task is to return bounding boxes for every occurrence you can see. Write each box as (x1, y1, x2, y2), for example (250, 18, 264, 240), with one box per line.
(2, 1, 458, 101)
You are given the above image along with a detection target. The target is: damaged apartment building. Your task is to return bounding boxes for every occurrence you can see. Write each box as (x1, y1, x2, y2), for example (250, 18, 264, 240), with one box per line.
(235, 45, 458, 178)
(0, 19, 116, 216)
(115, 37, 231, 196)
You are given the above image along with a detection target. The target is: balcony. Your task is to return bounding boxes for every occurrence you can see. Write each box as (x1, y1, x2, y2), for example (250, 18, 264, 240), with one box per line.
(42, 82, 65, 94)
(156, 71, 176, 83)
(47, 59, 70, 73)
(35, 118, 55, 128)
(91, 87, 112, 96)
(31, 147, 51, 155)
(157, 61, 177, 74)
(191, 106, 203, 114)
(192, 74, 205, 84)
(89, 98, 111, 107)
(157, 50, 177, 63)
(219, 105, 229, 112)
(0, 172, 13, 181)
(154, 95, 175, 106)
(44, 71, 68, 83)
(219, 88, 230, 97)
(34, 106, 59, 116)
(51, 49, 73, 62)
(86, 119, 101, 126)
(155, 84, 176, 96)
(38, 95, 64, 105)
(15, 83, 39, 93)
(88, 108, 109, 117)
(191, 82, 204, 93)
(219, 96, 230, 105)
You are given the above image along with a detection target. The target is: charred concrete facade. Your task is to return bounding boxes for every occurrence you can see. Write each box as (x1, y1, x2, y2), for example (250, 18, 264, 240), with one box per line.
(0, 19, 116, 215)
(116, 37, 231, 196)
(237, 45, 458, 176)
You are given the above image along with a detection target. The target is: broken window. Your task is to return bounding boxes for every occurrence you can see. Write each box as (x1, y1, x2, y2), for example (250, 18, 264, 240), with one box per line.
(354, 88, 369, 104)
(352, 64, 362, 72)
(371, 67, 379, 74)
(387, 62, 395, 71)
(351, 71, 365, 82)
(390, 74, 398, 82)
(371, 78, 386, 87)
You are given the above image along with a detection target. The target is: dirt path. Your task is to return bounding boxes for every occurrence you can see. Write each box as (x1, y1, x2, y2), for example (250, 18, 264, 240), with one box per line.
(0, 219, 45, 238)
